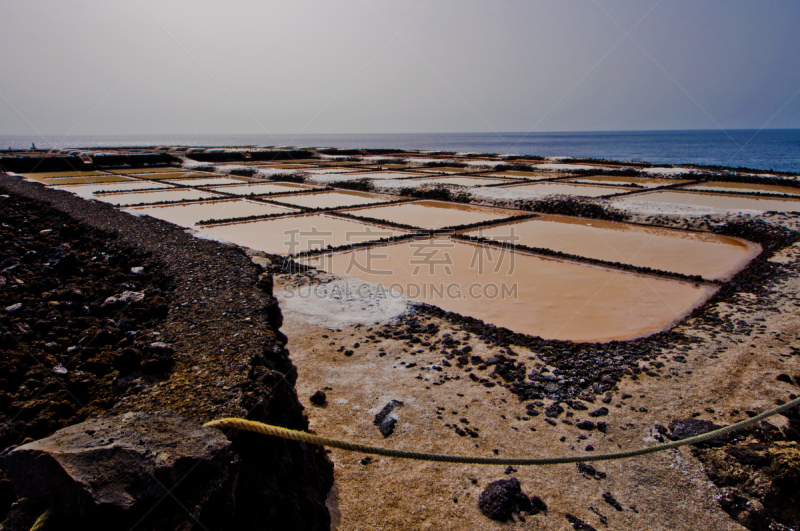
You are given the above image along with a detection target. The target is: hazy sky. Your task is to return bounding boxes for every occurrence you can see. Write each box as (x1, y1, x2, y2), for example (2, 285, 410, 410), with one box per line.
(1, 0, 799, 135)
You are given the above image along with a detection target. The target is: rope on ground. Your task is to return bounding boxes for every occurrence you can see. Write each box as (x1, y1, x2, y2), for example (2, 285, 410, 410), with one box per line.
(204, 395, 800, 466)
(29, 507, 53, 531)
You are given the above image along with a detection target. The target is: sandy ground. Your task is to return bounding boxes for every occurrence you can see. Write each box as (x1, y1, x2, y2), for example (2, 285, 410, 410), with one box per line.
(273, 232, 800, 530)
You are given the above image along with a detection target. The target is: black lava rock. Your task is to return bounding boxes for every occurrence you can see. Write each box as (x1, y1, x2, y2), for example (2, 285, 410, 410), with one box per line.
(478, 477, 538, 522)
(374, 400, 403, 437)
(667, 418, 731, 446)
(545, 403, 564, 418)
(309, 390, 327, 406)
(589, 407, 609, 417)
(565, 513, 598, 531)
(576, 463, 606, 480)
(602, 492, 623, 511)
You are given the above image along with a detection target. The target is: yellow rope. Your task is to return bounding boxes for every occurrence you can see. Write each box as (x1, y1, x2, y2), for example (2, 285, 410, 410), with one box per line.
(204, 395, 800, 466)
(29, 507, 53, 531)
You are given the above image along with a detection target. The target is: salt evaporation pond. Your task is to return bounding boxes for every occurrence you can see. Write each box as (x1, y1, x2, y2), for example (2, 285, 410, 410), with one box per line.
(301, 168, 360, 175)
(399, 176, 514, 187)
(302, 238, 717, 342)
(125, 199, 296, 228)
(339, 171, 426, 179)
(22, 171, 108, 180)
(164, 176, 250, 186)
(361, 164, 414, 170)
(616, 190, 800, 212)
(304, 171, 425, 184)
(683, 181, 800, 196)
(93, 188, 222, 206)
(347, 200, 520, 229)
(129, 172, 211, 180)
(484, 171, 554, 180)
(268, 190, 394, 209)
(36, 175, 133, 185)
(464, 215, 760, 280)
(52, 181, 175, 197)
(415, 166, 473, 173)
(566, 175, 690, 188)
(498, 182, 637, 198)
(109, 167, 188, 174)
(198, 214, 406, 255)
(206, 182, 319, 196)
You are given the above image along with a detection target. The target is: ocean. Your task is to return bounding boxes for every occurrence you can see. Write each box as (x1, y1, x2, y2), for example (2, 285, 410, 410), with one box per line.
(2, 129, 799, 173)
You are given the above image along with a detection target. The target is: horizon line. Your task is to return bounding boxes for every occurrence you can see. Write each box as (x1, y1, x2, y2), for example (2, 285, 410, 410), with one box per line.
(1, 127, 799, 137)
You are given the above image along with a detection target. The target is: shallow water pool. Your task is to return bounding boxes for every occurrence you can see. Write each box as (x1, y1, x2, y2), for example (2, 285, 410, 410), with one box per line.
(125, 199, 296, 228)
(346, 200, 521, 229)
(94, 188, 222, 206)
(52, 181, 175, 197)
(197, 214, 407, 255)
(206, 182, 319, 195)
(464, 215, 760, 280)
(268, 190, 394, 209)
(302, 238, 716, 342)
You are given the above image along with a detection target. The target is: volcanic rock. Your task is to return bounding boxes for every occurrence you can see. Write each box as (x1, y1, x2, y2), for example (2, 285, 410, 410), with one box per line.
(374, 400, 404, 437)
(310, 390, 327, 406)
(478, 477, 541, 521)
(100, 291, 144, 313)
(0, 411, 236, 518)
(667, 418, 731, 446)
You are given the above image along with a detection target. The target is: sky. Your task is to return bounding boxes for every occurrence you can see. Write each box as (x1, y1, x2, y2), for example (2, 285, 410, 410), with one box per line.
(1, 0, 799, 136)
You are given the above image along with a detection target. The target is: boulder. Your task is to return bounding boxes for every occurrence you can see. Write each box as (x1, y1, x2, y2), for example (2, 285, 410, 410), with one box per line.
(0, 411, 237, 520)
(667, 418, 732, 446)
(309, 390, 327, 406)
(100, 291, 144, 313)
(478, 477, 544, 521)
(373, 400, 403, 437)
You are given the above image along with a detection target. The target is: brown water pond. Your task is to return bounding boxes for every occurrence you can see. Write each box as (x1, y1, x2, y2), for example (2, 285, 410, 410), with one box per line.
(128, 172, 212, 180)
(206, 182, 319, 195)
(22, 171, 110, 180)
(94, 188, 222, 206)
(197, 214, 406, 255)
(108, 167, 186, 174)
(36, 175, 133, 185)
(124, 199, 296, 228)
(464, 215, 760, 280)
(302, 238, 717, 342)
(346, 200, 521, 229)
(268, 190, 394, 209)
(52, 181, 175, 197)
(164, 176, 251, 186)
